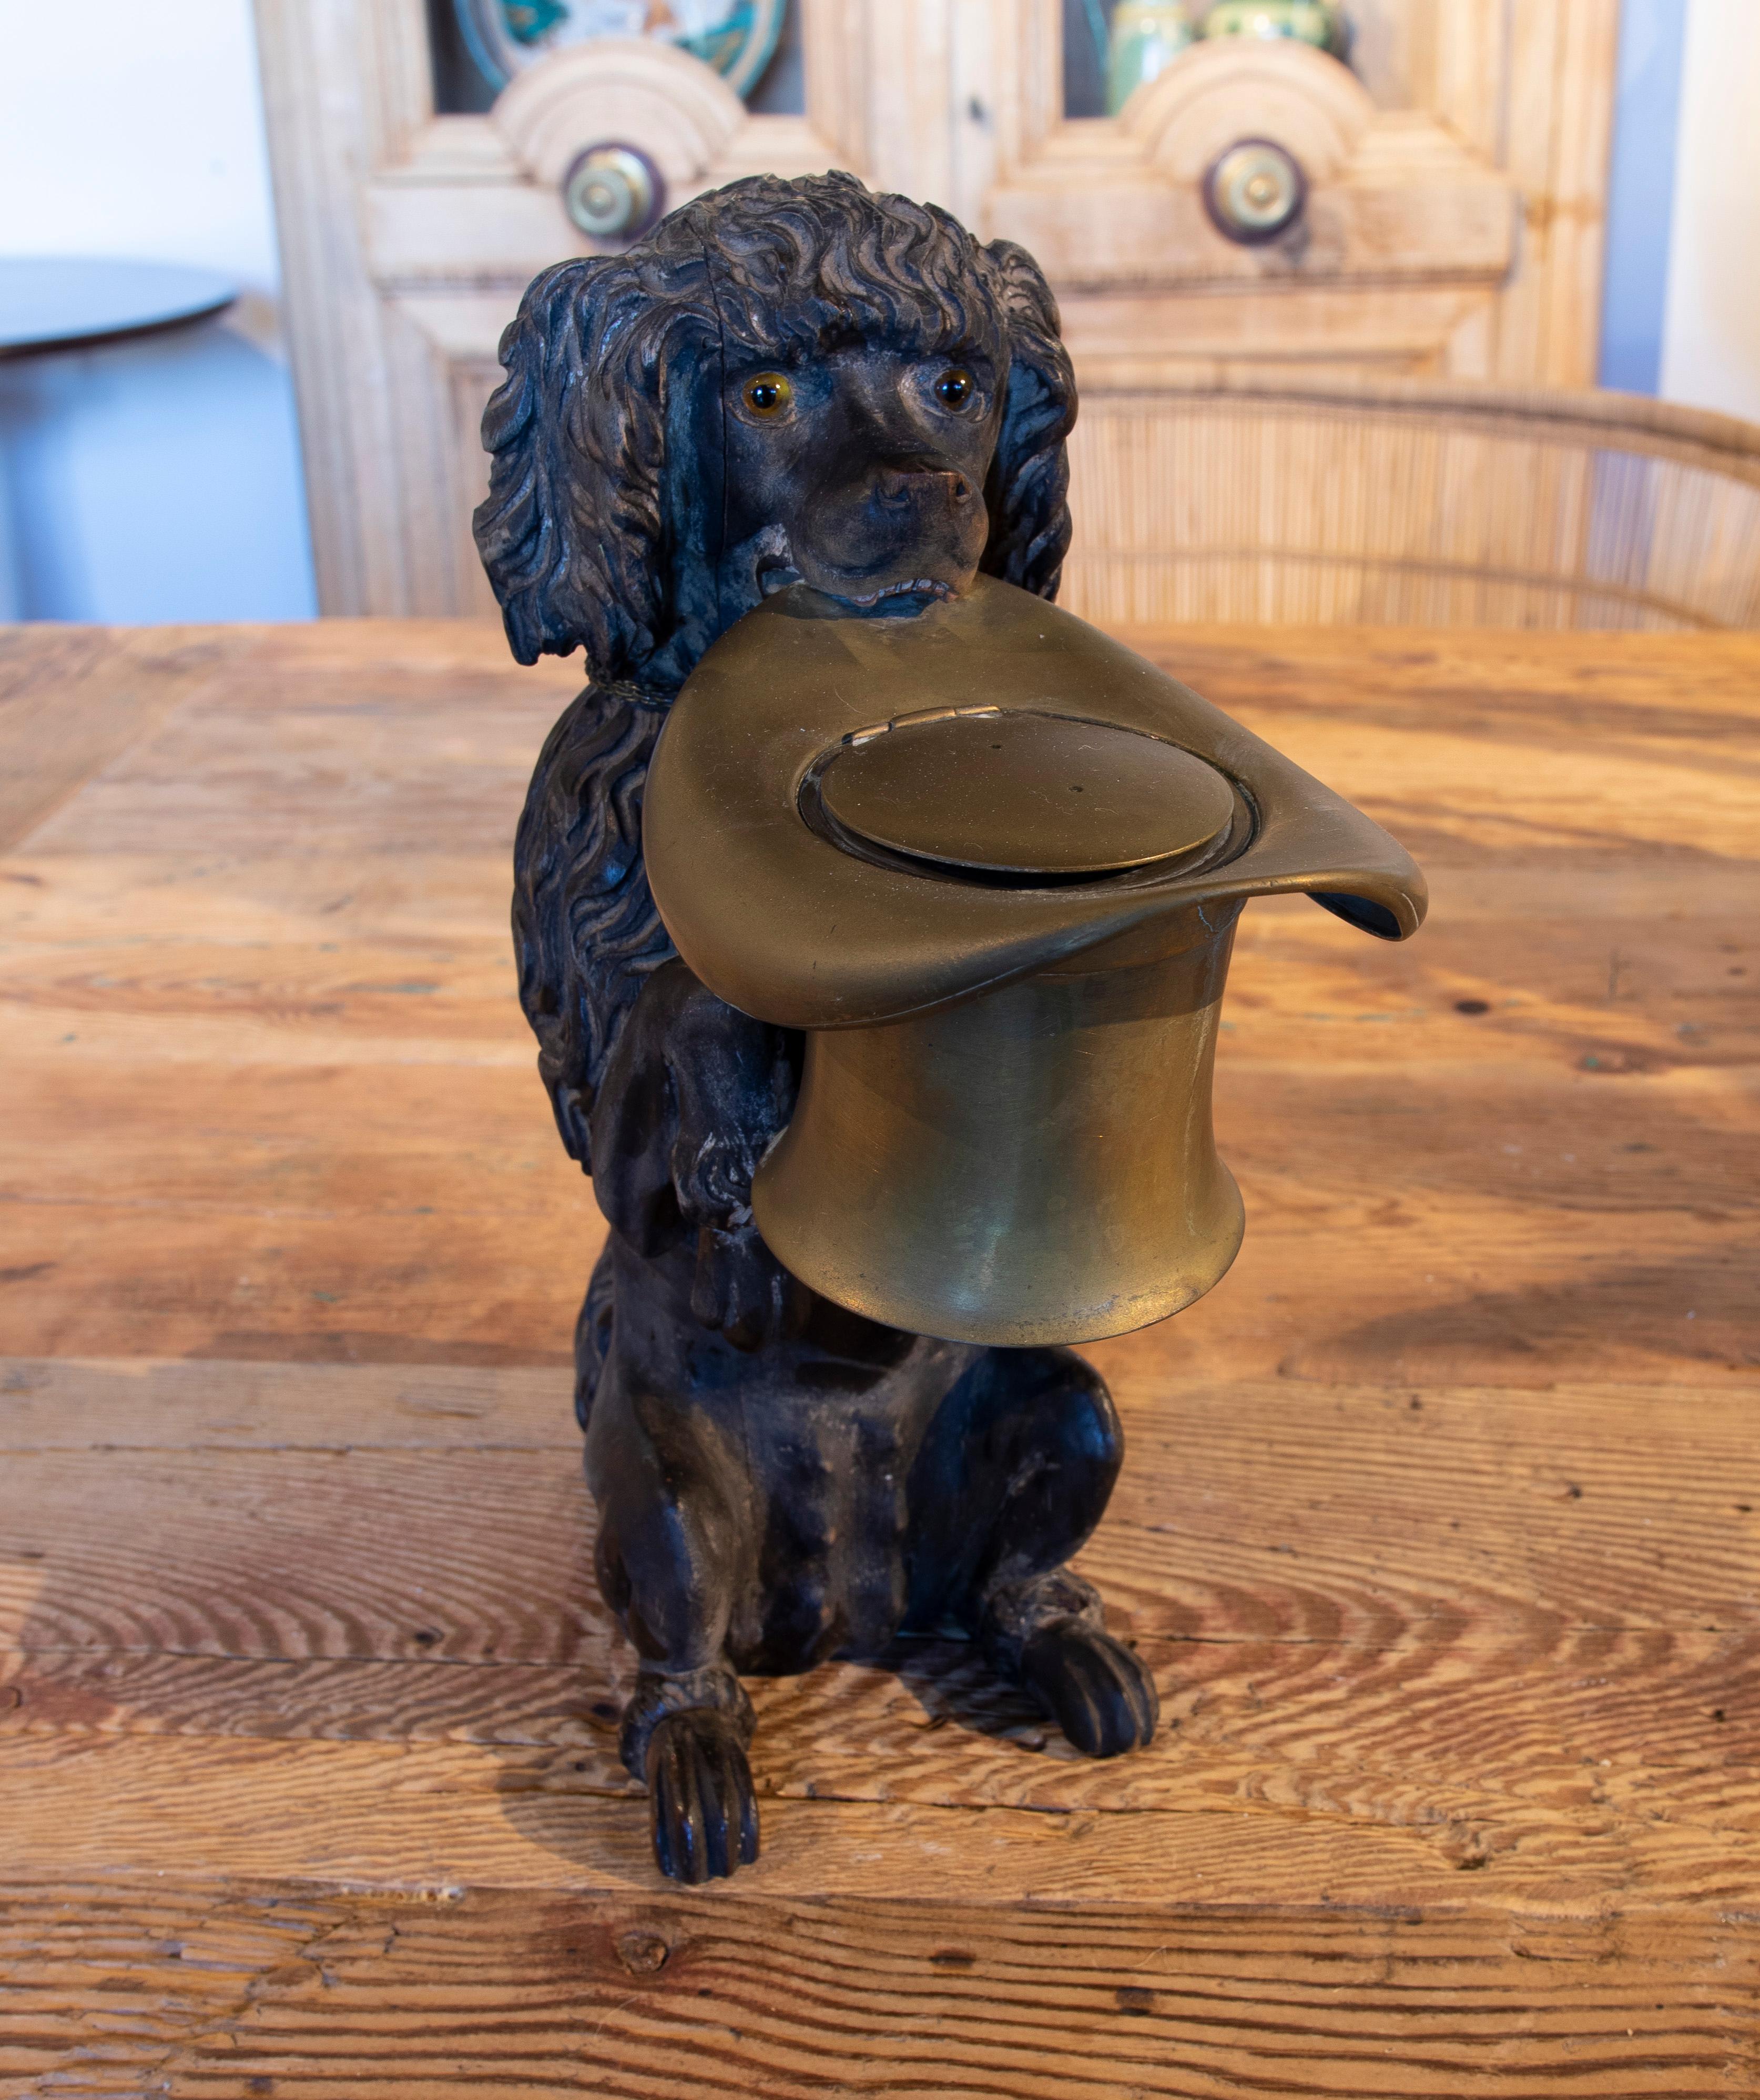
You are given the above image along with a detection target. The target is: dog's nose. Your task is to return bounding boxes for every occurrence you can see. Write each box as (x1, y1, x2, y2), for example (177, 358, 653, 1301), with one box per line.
(874, 466, 971, 510)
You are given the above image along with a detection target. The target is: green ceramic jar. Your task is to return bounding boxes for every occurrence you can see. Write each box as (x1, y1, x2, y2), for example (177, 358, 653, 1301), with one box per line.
(1199, 2, 1345, 56)
(1106, 1, 1197, 114)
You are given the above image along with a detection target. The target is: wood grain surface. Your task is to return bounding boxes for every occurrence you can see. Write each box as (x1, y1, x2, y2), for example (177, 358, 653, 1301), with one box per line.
(0, 620, 1755, 2096)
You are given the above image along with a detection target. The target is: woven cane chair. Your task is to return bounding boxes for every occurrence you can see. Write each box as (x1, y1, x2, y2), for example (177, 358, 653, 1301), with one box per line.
(1059, 374, 1760, 630)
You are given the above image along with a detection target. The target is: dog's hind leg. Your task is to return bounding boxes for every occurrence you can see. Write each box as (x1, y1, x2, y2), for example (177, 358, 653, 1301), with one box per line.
(587, 1382, 761, 1883)
(906, 1346, 1158, 1759)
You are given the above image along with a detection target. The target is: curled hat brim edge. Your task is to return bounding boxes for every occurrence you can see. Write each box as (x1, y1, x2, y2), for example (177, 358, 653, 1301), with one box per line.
(644, 576, 1427, 1033)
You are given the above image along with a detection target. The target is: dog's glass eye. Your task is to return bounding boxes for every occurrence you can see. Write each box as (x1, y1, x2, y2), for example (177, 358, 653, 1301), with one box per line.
(741, 372, 792, 419)
(934, 367, 976, 410)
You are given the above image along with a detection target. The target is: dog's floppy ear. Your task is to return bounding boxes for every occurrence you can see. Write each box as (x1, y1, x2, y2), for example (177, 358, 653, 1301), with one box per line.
(981, 239, 1077, 602)
(475, 258, 669, 674)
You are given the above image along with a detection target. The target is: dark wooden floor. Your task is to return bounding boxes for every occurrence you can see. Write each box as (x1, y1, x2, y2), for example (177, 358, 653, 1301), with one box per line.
(1, 619, 1755, 2096)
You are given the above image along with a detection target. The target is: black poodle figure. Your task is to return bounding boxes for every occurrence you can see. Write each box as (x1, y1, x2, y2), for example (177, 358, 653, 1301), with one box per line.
(476, 171, 1157, 1883)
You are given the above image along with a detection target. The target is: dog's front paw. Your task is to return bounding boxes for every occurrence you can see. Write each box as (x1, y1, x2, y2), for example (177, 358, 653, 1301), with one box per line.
(645, 1708, 760, 1883)
(1020, 1621, 1159, 1759)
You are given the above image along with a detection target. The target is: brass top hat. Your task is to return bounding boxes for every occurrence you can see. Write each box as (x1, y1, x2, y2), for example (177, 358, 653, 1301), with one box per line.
(645, 577, 1426, 1346)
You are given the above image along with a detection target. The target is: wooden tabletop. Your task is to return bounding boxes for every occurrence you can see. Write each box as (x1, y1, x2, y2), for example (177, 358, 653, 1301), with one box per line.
(2, 618, 1755, 2096)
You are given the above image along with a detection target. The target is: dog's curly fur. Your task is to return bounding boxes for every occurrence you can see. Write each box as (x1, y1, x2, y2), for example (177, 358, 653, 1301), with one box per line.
(479, 173, 1076, 1173)
(476, 175, 1155, 1883)
(479, 170, 1074, 676)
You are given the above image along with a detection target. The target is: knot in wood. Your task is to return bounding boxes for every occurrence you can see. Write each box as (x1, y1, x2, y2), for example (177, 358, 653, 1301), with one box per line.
(615, 1929, 671, 1975)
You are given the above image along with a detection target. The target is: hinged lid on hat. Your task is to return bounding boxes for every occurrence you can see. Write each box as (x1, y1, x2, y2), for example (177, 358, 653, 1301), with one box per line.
(813, 706, 1238, 879)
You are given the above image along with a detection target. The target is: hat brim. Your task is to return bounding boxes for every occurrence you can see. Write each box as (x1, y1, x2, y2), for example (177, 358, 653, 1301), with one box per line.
(644, 576, 1427, 1032)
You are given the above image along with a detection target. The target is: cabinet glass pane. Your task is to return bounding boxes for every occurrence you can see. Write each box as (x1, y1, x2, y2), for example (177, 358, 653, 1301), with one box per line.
(426, 1, 806, 117)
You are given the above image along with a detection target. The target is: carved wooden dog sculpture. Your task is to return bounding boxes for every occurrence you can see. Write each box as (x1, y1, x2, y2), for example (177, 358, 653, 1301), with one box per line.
(476, 173, 1157, 1883)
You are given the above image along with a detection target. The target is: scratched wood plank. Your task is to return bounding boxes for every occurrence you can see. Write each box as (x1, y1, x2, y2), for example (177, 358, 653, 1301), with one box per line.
(0, 1357, 576, 1450)
(12, 622, 583, 863)
(4, 1715, 1759, 1917)
(2, 1879, 1750, 2100)
(1, 1084, 1751, 1376)
(2, 1367, 1755, 1841)
(0, 625, 268, 854)
(2, 930, 1753, 1377)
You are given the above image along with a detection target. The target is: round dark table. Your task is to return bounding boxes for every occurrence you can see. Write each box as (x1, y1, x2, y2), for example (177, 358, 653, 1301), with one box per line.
(0, 257, 237, 357)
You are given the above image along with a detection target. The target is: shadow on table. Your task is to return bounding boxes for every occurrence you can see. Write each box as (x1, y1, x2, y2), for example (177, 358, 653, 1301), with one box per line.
(483, 1592, 1083, 1882)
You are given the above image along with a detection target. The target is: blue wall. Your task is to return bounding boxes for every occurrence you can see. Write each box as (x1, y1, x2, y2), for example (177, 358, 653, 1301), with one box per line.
(0, 322, 316, 625)
(0, 0, 317, 626)
(1599, 0, 1688, 394)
